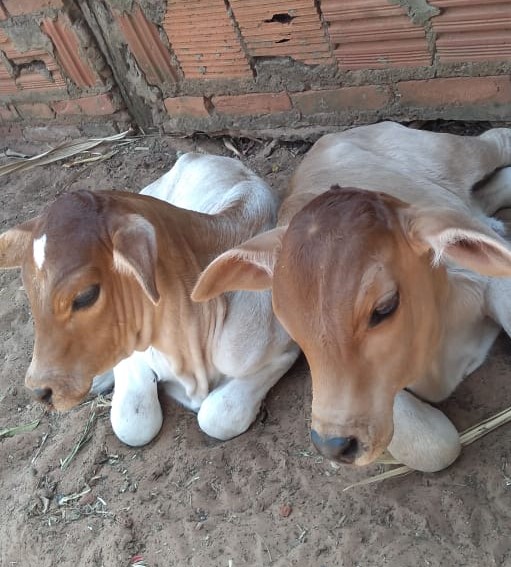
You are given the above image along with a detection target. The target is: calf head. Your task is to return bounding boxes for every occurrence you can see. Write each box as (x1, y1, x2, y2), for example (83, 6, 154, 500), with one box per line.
(193, 186, 511, 466)
(0, 190, 160, 410)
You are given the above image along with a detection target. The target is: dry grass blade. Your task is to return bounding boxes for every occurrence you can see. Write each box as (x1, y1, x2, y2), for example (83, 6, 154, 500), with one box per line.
(63, 149, 118, 168)
(0, 418, 40, 439)
(57, 485, 91, 506)
(374, 451, 400, 466)
(0, 130, 131, 178)
(344, 405, 511, 490)
(343, 466, 413, 491)
(223, 137, 243, 158)
(60, 401, 98, 471)
(459, 406, 511, 445)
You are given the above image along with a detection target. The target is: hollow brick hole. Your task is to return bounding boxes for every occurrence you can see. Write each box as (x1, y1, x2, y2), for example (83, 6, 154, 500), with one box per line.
(264, 13, 294, 24)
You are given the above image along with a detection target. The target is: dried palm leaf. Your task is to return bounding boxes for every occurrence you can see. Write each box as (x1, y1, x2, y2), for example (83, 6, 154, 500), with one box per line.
(0, 130, 131, 178)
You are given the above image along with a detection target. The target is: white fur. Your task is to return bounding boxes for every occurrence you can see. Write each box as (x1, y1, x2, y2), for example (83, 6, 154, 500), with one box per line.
(103, 154, 298, 445)
(33, 234, 46, 270)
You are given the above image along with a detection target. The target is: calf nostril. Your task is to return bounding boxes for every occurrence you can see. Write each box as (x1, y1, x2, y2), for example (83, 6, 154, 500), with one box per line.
(311, 430, 360, 463)
(338, 436, 359, 460)
(32, 387, 53, 405)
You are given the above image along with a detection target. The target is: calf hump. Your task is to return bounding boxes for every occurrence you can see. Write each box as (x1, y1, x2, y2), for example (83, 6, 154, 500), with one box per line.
(0, 217, 37, 269)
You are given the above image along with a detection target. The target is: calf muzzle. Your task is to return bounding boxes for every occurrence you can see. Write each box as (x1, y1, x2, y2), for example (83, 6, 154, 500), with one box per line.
(311, 429, 360, 463)
(31, 386, 53, 406)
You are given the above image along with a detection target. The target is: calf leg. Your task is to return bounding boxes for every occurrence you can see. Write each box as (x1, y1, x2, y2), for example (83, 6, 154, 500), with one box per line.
(197, 349, 298, 440)
(387, 390, 461, 472)
(111, 351, 163, 446)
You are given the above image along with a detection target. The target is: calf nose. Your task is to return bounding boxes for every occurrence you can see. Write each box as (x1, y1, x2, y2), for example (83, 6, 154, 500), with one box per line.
(311, 430, 359, 463)
(32, 387, 53, 405)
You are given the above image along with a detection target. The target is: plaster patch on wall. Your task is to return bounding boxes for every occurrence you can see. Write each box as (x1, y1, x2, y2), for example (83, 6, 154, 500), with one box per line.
(1, 20, 53, 52)
(389, 0, 440, 26)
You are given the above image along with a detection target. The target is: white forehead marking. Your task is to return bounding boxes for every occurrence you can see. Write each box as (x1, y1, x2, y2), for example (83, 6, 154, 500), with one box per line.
(33, 234, 47, 270)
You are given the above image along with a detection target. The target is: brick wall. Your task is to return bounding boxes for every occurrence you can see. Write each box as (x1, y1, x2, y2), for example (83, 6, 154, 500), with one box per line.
(0, 0, 510, 140)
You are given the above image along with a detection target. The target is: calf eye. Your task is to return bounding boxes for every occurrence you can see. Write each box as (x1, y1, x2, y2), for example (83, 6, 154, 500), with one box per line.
(369, 291, 399, 328)
(72, 284, 100, 311)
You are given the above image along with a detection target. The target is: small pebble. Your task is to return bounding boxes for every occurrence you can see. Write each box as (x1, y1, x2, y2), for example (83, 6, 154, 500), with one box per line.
(279, 503, 292, 518)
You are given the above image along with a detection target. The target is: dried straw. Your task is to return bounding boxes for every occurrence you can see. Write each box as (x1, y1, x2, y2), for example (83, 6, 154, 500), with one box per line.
(0, 130, 131, 178)
(60, 401, 99, 471)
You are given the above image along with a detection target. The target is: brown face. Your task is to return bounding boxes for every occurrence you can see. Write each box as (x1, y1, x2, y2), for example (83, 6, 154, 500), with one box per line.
(271, 188, 443, 466)
(192, 182, 511, 466)
(0, 190, 159, 411)
(23, 261, 129, 410)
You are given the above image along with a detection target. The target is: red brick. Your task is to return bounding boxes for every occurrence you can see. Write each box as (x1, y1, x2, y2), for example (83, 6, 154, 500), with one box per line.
(41, 15, 101, 88)
(292, 86, 390, 114)
(115, 6, 177, 86)
(213, 92, 291, 116)
(163, 0, 252, 80)
(0, 5, 8, 20)
(230, 0, 333, 66)
(0, 104, 19, 122)
(164, 96, 210, 118)
(323, 0, 431, 70)
(3, 0, 63, 15)
(16, 102, 54, 120)
(52, 93, 118, 116)
(397, 76, 511, 107)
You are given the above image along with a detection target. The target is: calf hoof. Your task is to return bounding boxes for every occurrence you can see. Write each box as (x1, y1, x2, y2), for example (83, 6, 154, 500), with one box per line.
(111, 412, 163, 447)
(197, 391, 256, 441)
(110, 400, 163, 447)
(388, 391, 461, 472)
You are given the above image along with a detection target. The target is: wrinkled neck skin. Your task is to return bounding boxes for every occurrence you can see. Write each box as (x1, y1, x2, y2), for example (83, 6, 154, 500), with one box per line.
(126, 199, 237, 381)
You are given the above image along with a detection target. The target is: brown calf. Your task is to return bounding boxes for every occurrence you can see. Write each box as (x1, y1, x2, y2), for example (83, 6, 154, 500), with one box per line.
(193, 123, 511, 471)
(0, 154, 298, 446)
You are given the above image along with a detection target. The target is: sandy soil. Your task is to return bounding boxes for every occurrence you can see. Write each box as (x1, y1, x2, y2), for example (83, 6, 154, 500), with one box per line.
(0, 124, 510, 567)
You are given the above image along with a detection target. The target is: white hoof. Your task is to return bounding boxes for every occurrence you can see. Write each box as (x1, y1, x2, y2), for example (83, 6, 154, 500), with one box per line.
(197, 386, 257, 441)
(111, 390, 163, 447)
(388, 391, 461, 472)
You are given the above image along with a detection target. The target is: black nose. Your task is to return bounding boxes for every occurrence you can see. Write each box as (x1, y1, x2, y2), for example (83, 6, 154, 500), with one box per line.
(311, 430, 359, 463)
(32, 387, 53, 405)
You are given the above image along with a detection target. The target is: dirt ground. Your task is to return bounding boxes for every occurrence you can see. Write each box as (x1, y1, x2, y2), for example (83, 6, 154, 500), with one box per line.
(1, 123, 511, 567)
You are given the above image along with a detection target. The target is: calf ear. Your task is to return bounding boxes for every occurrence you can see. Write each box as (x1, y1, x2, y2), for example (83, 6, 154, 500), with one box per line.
(191, 227, 286, 302)
(0, 218, 37, 268)
(406, 206, 511, 277)
(112, 215, 160, 304)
